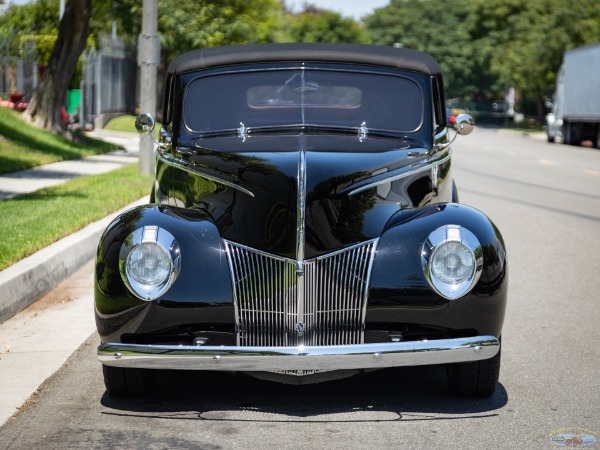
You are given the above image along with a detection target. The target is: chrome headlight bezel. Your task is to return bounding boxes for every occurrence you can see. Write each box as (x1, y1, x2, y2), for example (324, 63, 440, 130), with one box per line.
(421, 225, 483, 300)
(119, 226, 181, 301)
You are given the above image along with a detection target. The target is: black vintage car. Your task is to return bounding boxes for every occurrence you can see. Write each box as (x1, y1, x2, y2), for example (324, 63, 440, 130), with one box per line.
(95, 43, 507, 397)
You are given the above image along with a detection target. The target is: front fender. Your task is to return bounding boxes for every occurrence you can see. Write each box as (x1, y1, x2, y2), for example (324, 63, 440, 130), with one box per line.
(367, 203, 508, 337)
(95, 205, 233, 342)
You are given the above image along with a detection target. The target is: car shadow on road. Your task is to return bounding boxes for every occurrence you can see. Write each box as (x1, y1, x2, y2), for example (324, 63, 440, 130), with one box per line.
(100, 365, 508, 423)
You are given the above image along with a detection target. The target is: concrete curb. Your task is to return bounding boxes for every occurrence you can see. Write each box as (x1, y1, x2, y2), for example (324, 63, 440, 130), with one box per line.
(0, 196, 149, 324)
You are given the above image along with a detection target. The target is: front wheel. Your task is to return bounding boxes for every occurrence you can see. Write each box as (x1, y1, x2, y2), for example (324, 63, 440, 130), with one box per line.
(102, 365, 154, 396)
(447, 341, 501, 397)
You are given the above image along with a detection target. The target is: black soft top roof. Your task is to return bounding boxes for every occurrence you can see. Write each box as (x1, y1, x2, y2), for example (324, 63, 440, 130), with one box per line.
(168, 43, 441, 76)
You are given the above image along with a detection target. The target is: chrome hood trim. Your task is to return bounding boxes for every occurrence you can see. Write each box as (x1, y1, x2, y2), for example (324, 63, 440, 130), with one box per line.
(157, 141, 448, 200)
(296, 143, 307, 344)
(155, 147, 255, 197)
(345, 149, 451, 196)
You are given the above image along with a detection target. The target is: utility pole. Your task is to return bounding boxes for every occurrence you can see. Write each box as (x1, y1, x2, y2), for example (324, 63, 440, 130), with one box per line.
(138, 0, 159, 176)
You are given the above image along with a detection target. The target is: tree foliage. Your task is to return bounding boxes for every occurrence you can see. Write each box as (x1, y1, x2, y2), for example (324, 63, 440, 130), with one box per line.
(0, 0, 60, 37)
(365, 0, 475, 98)
(157, 0, 283, 62)
(2, 0, 284, 67)
(19, 35, 56, 66)
(365, 0, 600, 113)
(0, 0, 60, 59)
(8, 0, 597, 125)
(281, 5, 368, 44)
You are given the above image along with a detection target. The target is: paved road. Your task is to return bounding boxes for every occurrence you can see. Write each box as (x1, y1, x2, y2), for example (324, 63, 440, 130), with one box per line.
(1, 128, 599, 449)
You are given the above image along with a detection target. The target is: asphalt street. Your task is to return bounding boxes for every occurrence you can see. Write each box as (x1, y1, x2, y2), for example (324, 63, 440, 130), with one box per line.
(1, 127, 599, 449)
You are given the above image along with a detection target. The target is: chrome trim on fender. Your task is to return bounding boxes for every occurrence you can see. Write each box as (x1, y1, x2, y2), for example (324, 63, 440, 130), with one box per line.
(346, 150, 451, 196)
(156, 147, 255, 198)
(98, 336, 500, 372)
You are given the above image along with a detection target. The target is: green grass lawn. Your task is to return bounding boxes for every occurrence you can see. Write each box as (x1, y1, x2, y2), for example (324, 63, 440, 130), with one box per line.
(0, 107, 120, 175)
(104, 114, 162, 133)
(103, 115, 138, 133)
(0, 164, 152, 271)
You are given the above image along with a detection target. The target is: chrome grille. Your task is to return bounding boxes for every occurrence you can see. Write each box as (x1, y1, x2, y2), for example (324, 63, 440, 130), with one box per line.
(224, 239, 378, 347)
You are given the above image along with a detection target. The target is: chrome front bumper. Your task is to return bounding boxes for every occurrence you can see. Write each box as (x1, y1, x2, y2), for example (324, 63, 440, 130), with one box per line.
(98, 336, 499, 372)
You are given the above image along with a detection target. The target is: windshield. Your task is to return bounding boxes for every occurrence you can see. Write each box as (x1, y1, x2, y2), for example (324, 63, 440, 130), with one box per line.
(183, 69, 423, 134)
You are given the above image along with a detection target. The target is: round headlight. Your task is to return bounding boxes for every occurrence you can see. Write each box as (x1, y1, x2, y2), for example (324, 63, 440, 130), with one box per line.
(422, 225, 482, 300)
(119, 226, 180, 301)
(126, 242, 172, 286)
(431, 241, 475, 285)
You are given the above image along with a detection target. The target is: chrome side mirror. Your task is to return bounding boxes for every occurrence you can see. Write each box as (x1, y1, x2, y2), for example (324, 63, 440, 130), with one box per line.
(135, 113, 172, 150)
(135, 113, 156, 135)
(435, 113, 475, 152)
(455, 114, 475, 136)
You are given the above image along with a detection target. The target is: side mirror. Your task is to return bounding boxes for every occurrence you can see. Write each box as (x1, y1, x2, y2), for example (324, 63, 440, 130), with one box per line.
(455, 114, 475, 136)
(135, 113, 156, 135)
(435, 113, 475, 153)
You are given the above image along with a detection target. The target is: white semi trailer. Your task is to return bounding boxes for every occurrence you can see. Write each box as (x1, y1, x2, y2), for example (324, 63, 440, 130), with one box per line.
(545, 43, 600, 147)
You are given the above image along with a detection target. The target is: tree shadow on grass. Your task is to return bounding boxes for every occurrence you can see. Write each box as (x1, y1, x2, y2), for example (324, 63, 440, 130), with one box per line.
(0, 188, 89, 203)
(0, 120, 119, 165)
(0, 154, 38, 175)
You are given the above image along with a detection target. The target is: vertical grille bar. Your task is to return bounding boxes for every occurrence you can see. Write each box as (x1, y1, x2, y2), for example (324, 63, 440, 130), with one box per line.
(224, 239, 378, 347)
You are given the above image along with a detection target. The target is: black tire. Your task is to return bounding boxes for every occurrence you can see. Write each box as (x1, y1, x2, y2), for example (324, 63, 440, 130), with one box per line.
(547, 134, 555, 143)
(102, 365, 154, 396)
(563, 122, 582, 146)
(447, 342, 501, 397)
(562, 123, 571, 145)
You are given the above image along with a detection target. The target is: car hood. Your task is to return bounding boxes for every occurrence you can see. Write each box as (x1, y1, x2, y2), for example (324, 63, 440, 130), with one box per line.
(181, 132, 432, 259)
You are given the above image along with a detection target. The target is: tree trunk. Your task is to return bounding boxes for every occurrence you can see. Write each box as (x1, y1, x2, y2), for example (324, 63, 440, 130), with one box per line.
(22, 0, 91, 136)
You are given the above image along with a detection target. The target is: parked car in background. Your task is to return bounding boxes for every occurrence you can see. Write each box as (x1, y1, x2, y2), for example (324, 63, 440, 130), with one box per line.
(95, 43, 507, 397)
(446, 107, 467, 128)
(446, 108, 456, 127)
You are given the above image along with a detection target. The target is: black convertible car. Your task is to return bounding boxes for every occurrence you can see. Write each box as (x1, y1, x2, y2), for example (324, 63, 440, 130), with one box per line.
(95, 43, 507, 397)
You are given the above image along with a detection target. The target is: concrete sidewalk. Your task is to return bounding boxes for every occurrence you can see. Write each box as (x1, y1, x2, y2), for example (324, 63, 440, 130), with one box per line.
(0, 129, 139, 200)
(0, 260, 97, 427)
